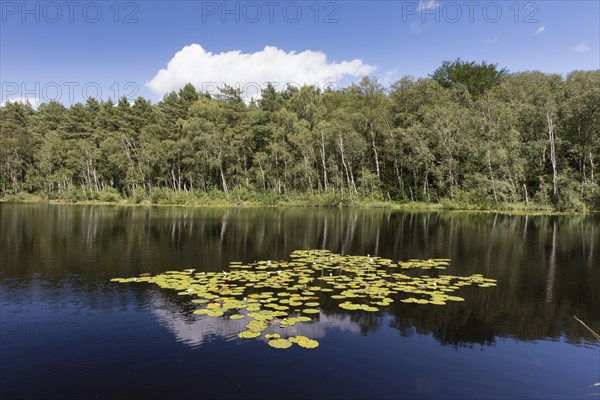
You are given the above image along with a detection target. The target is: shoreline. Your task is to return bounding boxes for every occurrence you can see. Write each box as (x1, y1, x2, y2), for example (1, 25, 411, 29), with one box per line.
(1, 196, 594, 216)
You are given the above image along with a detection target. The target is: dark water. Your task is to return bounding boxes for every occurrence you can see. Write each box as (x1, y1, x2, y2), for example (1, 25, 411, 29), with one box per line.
(1, 204, 599, 399)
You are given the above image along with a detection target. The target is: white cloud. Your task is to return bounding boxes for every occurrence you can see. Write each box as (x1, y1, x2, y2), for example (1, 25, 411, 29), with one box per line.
(380, 68, 401, 86)
(0, 97, 41, 108)
(417, 0, 439, 11)
(535, 26, 545, 35)
(149, 294, 362, 348)
(484, 35, 500, 45)
(146, 44, 376, 98)
(409, 22, 425, 33)
(572, 42, 590, 53)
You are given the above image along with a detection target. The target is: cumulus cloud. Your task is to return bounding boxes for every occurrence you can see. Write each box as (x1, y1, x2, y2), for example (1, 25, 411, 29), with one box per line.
(380, 68, 401, 86)
(535, 26, 545, 35)
(572, 42, 590, 53)
(409, 22, 425, 33)
(417, 0, 439, 11)
(149, 294, 362, 348)
(146, 44, 376, 98)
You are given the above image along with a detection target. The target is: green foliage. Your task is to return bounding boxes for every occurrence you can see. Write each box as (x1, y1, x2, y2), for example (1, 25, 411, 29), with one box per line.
(60, 187, 86, 202)
(129, 188, 147, 204)
(96, 187, 122, 203)
(439, 179, 493, 210)
(150, 187, 169, 204)
(3, 191, 43, 203)
(431, 58, 509, 98)
(556, 175, 588, 212)
(318, 191, 352, 207)
(533, 180, 553, 208)
(1, 70, 599, 211)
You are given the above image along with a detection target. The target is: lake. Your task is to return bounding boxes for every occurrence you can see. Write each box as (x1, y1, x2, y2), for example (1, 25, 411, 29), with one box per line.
(1, 204, 599, 399)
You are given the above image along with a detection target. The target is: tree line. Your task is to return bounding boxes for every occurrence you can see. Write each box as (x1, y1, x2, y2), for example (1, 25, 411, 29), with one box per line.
(1, 60, 599, 210)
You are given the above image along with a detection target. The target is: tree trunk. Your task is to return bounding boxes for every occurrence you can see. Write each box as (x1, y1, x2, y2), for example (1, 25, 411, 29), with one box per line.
(170, 169, 177, 191)
(284, 160, 288, 194)
(220, 163, 228, 194)
(546, 107, 558, 200)
(424, 171, 430, 203)
(92, 168, 99, 192)
(320, 130, 328, 191)
(275, 152, 281, 194)
(244, 154, 249, 188)
(338, 134, 352, 196)
(218, 150, 228, 194)
(304, 154, 313, 192)
(487, 150, 498, 205)
(412, 170, 418, 201)
(394, 157, 403, 198)
(247, 147, 266, 191)
(177, 157, 182, 192)
(348, 160, 358, 196)
(370, 124, 381, 184)
(590, 150, 596, 182)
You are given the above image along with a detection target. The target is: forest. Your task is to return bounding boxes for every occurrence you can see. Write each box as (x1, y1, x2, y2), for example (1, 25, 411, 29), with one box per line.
(1, 60, 599, 211)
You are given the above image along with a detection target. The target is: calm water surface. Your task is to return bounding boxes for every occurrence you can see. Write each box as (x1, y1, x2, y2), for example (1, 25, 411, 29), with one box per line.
(1, 204, 599, 399)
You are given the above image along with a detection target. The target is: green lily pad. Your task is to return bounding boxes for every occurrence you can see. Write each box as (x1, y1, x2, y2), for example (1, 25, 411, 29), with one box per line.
(265, 333, 281, 339)
(302, 309, 320, 314)
(238, 330, 261, 339)
(268, 338, 293, 349)
(360, 305, 379, 312)
(289, 335, 319, 349)
(113, 249, 497, 350)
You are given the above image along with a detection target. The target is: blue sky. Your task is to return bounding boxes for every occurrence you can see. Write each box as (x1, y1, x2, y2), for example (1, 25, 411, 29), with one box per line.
(1, 0, 598, 105)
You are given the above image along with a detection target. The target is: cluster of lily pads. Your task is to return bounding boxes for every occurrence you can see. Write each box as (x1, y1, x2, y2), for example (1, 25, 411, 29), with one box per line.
(111, 250, 497, 349)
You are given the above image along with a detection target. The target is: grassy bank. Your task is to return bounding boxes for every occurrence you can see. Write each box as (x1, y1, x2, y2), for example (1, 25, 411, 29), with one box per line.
(1, 189, 594, 215)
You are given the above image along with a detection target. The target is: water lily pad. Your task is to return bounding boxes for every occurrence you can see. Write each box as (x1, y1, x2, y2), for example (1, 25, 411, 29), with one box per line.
(206, 309, 224, 317)
(339, 302, 360, 310)
(265, 333, 281, 339)
(238, 330, 261, 339)
(113, 249, 497, 350)
(360, 305, 380, 312)
(289, 335, 319, 349)
(268, 338, 293, 349)
(302, 309, 320, 314)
